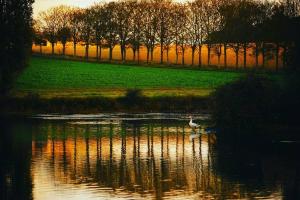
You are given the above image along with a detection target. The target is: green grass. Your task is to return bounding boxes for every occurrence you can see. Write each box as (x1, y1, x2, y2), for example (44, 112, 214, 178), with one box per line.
(13, 57, 243, 98)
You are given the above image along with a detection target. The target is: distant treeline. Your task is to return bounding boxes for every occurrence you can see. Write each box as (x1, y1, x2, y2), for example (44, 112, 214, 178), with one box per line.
(34, 0, 300, 70)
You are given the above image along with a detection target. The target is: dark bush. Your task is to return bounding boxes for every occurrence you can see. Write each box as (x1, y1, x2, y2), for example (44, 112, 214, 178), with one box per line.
(213, 73, 280, 138)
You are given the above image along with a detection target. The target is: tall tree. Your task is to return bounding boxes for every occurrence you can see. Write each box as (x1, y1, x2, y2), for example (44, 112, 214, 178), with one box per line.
(142, 1, 158, 63)
(80, 8, 93, 60)
(56, 6, 72, 56)
(0, 0, 34, 93)
(128, 1, 144, 63)
(156, 0, 172, 64)
(90, 4, 105, 61)
(175, 4, 189, 66)
(103, 2, 119, 61)
(39, 7, 60, 55)
(69, 8, 83, 57)
(33, 19, 45, 55)
(202, 0, 221, 67)
(115, 1, 133, 62)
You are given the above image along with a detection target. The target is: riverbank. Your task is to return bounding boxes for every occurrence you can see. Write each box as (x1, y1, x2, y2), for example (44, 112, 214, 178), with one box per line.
(0, 94, 212, 114)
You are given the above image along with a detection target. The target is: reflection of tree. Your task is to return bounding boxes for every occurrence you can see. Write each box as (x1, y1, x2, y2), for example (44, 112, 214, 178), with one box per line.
(84, 125, 90, 176)
(25, 120, 296, 199)
(0, 121, 33, 200)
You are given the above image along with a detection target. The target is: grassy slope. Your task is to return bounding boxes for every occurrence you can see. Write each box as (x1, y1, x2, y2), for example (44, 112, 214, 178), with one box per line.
(13, 57, 242, 98)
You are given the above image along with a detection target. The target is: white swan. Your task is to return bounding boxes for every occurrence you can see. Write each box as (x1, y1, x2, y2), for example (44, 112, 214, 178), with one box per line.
(189, 116, 200, 129)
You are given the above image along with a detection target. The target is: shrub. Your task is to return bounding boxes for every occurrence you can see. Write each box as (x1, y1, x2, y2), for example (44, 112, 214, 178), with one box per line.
(213, 73, 280, 138)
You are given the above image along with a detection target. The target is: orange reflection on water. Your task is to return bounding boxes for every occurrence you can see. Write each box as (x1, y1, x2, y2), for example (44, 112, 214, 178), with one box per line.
(29, 122, 282, 200)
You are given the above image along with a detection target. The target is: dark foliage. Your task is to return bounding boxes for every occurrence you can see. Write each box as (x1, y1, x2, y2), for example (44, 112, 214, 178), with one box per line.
(213, 71, 300, 144)
(213, 74, 280, 137)
(0, 0, 34, 94)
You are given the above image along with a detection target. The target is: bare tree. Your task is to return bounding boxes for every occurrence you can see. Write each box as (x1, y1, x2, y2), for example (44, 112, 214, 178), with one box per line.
(33, 19, 45, 54)
(103, 2, 119, 61)
(56, 6, 72, 56)
(156, 0, 172, 64)
(38, 7, 60, 55)
(201, 0, 221, 67)
(115, 1, 133, 62)
(175, 4, 189, 66)
(90, 4, 105, 61)
(229, 42, 243, 69)
(188, 0, 205, 67)
(69, 8, 83, 57)
(80, 8, 93, 60)
(142, 1, 158, 63)
(213, 44, 222, 67)
(128, 1, 144, 63)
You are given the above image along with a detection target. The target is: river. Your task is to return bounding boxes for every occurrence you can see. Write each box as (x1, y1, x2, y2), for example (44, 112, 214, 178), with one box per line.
(0, 113, 299, 199)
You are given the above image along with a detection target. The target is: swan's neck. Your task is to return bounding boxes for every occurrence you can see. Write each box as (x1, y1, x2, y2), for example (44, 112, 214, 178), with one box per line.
(189, 118, 193, 123)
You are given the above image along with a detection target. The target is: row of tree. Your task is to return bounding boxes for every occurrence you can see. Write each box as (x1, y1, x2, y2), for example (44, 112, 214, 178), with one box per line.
(34, 0, 300, 70)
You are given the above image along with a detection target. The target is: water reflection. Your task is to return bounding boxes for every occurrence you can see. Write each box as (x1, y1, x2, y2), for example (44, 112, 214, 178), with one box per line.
(1, 115, 299, 199)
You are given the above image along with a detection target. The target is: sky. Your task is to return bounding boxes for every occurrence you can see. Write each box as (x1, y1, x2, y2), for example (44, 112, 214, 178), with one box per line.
(33, 0, 103, 17)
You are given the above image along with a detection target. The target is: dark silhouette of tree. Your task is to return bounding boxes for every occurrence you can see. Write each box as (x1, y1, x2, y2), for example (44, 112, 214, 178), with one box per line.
(128, 1, 145, 63)
(156, 0, 172, 64)
(115, 1, 133, 62)
(202, 0, 220, 67)
(39, 7, 60, 55)
(33, 19, 46, 55)
(103, 2, 119, 61)
(174, 4, 189, 66)
(69, 8, 83, 57)
(80, 8, 93, 60)
(0, 0, 33, 93)
(56, 6, 72, 56)
(90, 4, 106, 61)
(142, 1, 159, 63)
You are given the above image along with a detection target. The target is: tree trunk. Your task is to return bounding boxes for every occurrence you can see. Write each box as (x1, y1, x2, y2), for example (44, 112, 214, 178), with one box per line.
(255, 43, 259, 68)
(150, 48, 154, 62)
(243, 43, 247, 69)
(262, 42, 265, 68)
(62, 43, 66, 56)
(176, 43, 179, 65)
(283, 45, 287, 68)
(224, 43, 227, 68)
(109, 46, 113, 61)
(120, 45, 123, 61)
(198, 45, 202, 67)
(73, 41, 77, 57)
(275, 42, 279, 71)
(137, 47, 140, 64)
(160, 41, 163, 64)
(207, 44, 211, 66)
(146, 47, 150, 63)
(133, 49, 136, 61)
(85, 43, 89, 60)
(39, 44, 42, 54)
(218, 45, 222, 68)
(99, 45, 102, 60)
(182, 48, 185, 66)
(51, 42, 55, 55)
(191, 48, 195, 66)
(96, 44, 99, 61)
(235, 51, 239, 69)
(166, 48, 169, 64)
(124, 48, 126, 62)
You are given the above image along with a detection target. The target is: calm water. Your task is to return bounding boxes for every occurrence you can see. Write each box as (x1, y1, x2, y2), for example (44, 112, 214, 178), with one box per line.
(0, 113, 299, 200)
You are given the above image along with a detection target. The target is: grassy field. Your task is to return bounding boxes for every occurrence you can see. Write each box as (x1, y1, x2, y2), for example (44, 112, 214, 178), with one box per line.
(13, 57, 243, 98)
